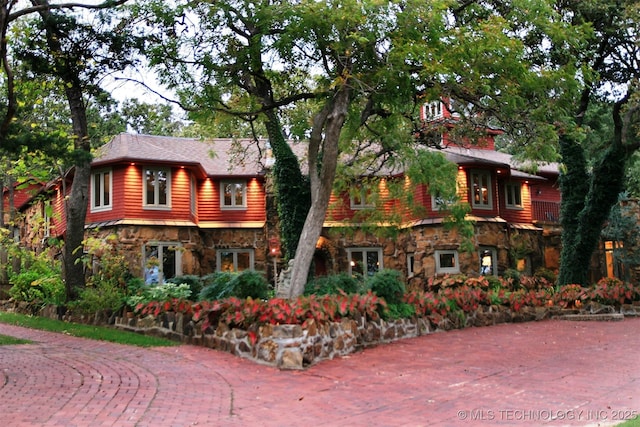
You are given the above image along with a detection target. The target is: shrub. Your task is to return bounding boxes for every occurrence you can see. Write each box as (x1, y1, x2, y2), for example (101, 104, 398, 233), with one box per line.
(8, 262, 65, 307)
(167, 275, 203, 299)
(553, 284, 587, 308)
(384, 303, 416, 320)
(193, 291, 386, 331)
(128, 282, 192, 313)
(427, 274, 468, 291)
(304, 273, 365, 295)
(440, 285, 487, 313)
(367, 269, 405, 305)
(229, 270, 270, 299)
(198, 271, 269, 301)
(590, 278, 638, 306)
(199, 272, 236, 301)
(502, 268, 521, 284)
(534, 267, 557, 284)
(71, 281, 127, 315)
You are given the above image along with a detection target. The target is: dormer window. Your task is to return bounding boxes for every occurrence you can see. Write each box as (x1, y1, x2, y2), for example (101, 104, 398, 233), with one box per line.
(221, 181, 247, 209)
(422, 100, 444, 120)
(144, 168, 171, 208)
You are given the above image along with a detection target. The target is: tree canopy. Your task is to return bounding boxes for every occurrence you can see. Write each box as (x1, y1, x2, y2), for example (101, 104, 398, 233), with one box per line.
(1, 0, 638, 295)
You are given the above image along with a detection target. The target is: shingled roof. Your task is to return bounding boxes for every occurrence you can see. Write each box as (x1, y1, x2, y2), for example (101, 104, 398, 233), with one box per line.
(92, 133, 558, 181)
(92, 133, 270, 177)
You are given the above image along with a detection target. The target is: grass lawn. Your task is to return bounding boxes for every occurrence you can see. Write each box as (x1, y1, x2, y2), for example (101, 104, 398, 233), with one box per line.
(618, 416, 640, 427)
(0, 311, 179, 348)
(0, 333, 30, 345)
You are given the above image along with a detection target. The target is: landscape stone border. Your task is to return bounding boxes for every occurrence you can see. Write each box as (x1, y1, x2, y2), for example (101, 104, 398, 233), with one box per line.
(1, 300, 638, 370)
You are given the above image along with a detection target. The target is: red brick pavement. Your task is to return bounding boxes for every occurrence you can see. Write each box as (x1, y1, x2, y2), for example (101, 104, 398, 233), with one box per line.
(1, 318, 639, 426)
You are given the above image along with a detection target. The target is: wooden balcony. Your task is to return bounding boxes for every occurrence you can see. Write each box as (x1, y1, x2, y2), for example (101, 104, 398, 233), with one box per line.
(532, 201, 561, 223)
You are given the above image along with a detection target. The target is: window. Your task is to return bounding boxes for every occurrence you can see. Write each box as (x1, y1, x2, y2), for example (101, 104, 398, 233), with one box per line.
(431, 188, 459, 212)
(217, 249, 254, 272)
(422, 101, 444, 119)
(43, 201, 51, 238)
(505, 182, 523, 208)
(91, 169, 112, 212)
(479, 247, 497, 276)
(516, 256, 532, 276)
(471, 170, 492, 209)
(221, 181, 247, 209)
(143, 243, 182, 285)
(348, 248, 383, 276)
(407, 253, 415, 278)
(190, 176, 197, 215)
(350, 183, 375, 209)
(435, 250, 459, 274)
(144, 168, 170, 208)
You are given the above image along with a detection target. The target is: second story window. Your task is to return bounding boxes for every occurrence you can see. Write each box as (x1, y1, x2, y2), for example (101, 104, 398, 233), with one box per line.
(471, 170, 492, 209)
(221, 181, 247, 209)
(505, 182, 523, 208)
(91, 169, 112, 212)
(144, 168, 170, 208)
(350, 183, 375, 209)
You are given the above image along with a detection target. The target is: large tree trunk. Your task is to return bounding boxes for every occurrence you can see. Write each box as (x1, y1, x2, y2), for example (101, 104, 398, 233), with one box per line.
(287, 86, 351, 298)
(35, 0, 91, 299)
(263, 112, 311, 260)
(557, 100, 628, 286)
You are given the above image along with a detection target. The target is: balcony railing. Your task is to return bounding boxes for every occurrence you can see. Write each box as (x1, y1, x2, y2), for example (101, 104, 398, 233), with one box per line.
(532, 201, 561, 223)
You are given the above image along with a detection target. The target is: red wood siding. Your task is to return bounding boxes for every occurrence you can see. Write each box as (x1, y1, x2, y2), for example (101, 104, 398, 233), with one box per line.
(197, 177, 266, 223)
(498, 179, 533, 223)
(50, 184, 67, 237)
(87, 164, 200, 223)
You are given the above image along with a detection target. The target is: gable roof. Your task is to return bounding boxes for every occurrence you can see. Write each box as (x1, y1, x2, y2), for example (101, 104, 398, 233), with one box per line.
(92, 134, 269, 178)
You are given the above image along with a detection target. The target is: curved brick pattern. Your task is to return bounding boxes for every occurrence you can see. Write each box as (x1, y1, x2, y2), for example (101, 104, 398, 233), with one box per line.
(1, 318, 640, 426)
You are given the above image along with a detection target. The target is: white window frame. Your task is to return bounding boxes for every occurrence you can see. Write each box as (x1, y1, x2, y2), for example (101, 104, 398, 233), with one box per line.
(435, 250, 460, 274)
(143, 167, 171, 209)
(143, 242, 182, 285)
(91, 169, 112, 212)
(505, 182, 523, 209)
(422, 101, 444, 119)
(217, 249, 255, 272)
(350, 183, 375, 209)
(220, 180, 247, 210)
(347, 247, 383, 277)
(470, 170, 493, 209)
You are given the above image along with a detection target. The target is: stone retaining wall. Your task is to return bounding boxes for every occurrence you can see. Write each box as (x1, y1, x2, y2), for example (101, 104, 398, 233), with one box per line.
(114, 312, 432, 369)
(113, 303, 640, 370)
(3, 300, 638, 370)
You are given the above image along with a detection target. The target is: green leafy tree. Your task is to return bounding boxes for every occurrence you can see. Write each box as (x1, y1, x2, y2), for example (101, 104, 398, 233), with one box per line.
(551, 0, 640, 286)
(120, 98, 184, 136)
(137, 0, 592, 297)
(11, 0, 140, 299)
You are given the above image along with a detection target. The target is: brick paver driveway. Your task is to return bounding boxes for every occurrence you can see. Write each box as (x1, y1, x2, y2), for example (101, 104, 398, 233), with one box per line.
(1, 318, 639, 426)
